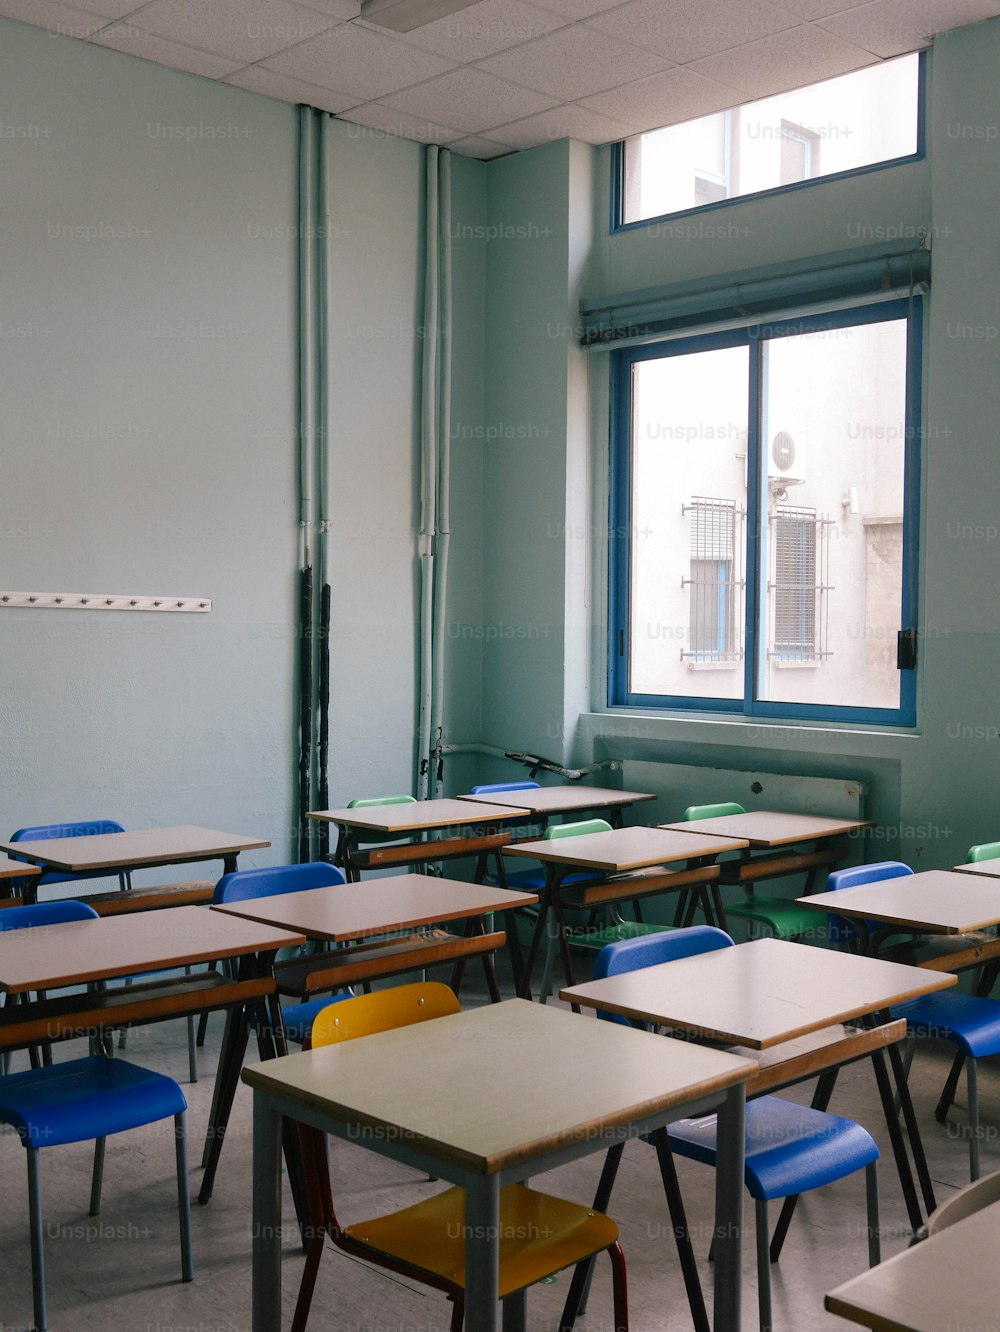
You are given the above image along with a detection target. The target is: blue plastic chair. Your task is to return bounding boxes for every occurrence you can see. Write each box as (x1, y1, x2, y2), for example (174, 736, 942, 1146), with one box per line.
(823, 860, 915, 949)
(0, 901, 192, 1330)
(213, 862, 352, 1043)
(585, 927, 881, 1332)
(9, 820, 132, 896)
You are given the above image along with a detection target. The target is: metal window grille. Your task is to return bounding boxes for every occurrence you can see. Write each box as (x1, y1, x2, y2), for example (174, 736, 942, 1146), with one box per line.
(769, 506, 833, 661)
(681, 498, 745, 663)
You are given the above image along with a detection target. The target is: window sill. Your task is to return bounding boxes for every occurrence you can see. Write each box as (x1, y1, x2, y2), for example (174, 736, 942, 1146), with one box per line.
(684, 660, 742, 671)
(770, 658, 820, 670)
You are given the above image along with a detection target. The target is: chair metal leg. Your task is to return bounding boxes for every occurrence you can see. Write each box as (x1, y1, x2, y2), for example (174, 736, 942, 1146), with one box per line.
(27, 1147, 47, 1332)
(608, 1240, 630, 1332)
(651, 1128, 709, 1332)
(501, 1289, 527, 1331)
(175, 1112, 194, 1281)
(968, 1057, 981, 1180)
(559, 1142, 626, 1328)
(450, 1298, 464, 1332)
(865, 1162, 881, 1266)
(755, 1198, 772, 1332)
(935, 1049, 966, 1123)
(196, 1010, 210, 1048)
(89, 1137, 106, 1216)
(187, 1014, 198, 1084)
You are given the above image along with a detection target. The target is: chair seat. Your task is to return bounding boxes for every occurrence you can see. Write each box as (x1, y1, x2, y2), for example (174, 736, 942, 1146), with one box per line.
(0, 1056, 187, 1149)
(505, 869, 601, 892)
(727, 897, 821, 940)
(345, 1182, 618, 1297)
(894, 993, 1000, 1057)
(668, 1095, 880, 1201)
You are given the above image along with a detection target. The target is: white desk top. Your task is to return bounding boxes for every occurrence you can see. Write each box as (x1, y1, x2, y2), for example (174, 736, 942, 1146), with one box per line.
(561, 937, 955, 1049)
(306, 799, 525, 832)
(243, 999, 755, 1175)
(826, 1199, 1000, 1330)
(799, 869, 1000, 934)
(0, 825, 270, 872)
(456, 786, 656, 815)
(660, 811, 872, 847)
(503, 825, 745, 872)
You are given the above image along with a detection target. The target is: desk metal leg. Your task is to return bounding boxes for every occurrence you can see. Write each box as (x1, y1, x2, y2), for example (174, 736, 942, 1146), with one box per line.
(887, 1038, 936, 1213)
(713, 1083, 745, 1332)
(465, 1173, 500, 1332)
(252, 1093, 283, 1332)
(870, 1048, 924, 1232)
(501, 1290, 526, 1332)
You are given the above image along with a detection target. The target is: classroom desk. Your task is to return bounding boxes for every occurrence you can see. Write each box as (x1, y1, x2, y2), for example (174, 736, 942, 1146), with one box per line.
(456, 784, 657, 828)
(825, 1199, 1000, 1331)
(212, 873, 539, 999)
(0, 854, 39, 905)
(244, 998, 756, 1332)
(798, 869, 1000, 953)
(0, 905, 306, 1208)
(308, 799, 525, 881)
(562, 937, 956, 1231)
(0, 825, 270, 905)
(953, 855, 1000, 880)
(503, 825, 746, 997)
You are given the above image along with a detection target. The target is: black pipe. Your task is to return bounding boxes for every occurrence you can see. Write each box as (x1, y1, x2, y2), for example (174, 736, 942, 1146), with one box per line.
(317, 580, 331, 859)
(297, 565, 313, 862)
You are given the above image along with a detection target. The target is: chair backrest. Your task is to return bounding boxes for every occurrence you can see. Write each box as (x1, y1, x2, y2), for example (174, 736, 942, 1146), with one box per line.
(347, 795, 416, 810)
(926, 1168, 1000, 1235)
(213, 861, 346, 905)
(593, 925, 734, 1025)
(683, 802, 746, 821)
(825, 861, 913, 892)
(10, 820, 127, 886)
(0, 900, 99, 931)
(544, 818, 612, 841)
(469, 782, 541, 795)
(823, 861, 914, 945)
(310, 980, 460, 1047)
(967, 841, 1000, 863)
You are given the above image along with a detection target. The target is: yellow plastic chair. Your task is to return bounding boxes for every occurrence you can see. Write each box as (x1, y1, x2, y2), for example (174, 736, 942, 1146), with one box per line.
(291, 982, 629, 1332)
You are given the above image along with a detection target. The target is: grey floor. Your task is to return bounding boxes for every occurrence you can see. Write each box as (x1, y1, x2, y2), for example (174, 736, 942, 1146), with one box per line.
(1, 953, 996, 1332)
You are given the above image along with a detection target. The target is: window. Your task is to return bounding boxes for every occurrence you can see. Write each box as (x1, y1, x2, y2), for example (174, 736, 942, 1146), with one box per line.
(616, 54, 922, 228)
(609, 300, 920, 724)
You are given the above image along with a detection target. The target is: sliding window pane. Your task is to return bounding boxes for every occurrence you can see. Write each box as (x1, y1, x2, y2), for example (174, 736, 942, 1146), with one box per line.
(758, 319, 908, 709)
(629, 345, 748, 698)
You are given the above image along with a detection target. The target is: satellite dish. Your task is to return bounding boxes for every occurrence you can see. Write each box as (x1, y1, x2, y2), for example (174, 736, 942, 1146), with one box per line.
(771, 431, 796, 472)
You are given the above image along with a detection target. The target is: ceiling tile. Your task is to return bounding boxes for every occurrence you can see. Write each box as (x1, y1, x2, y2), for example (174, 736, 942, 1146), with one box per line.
(490, 100, 630, 147)
(579, 64, 743, 132)
(448, 132, 511, 156)
(338, 100, 461, 142)
(477, 24, 671, 100)
(65, 0, 145, 15)
(688, 23, 876, 97)
(91, 23, 246, 76)
(381, 65, 558, 133)
(262, 22, 455, 100)
(0, 0, 106, 37)
(527, 0, 629, 17)
(285, 0, 359, 17)
(393, 0, 568, 62)
(818, 0, 1000, 57)
(585, 0, 800, 64)
(223, 62, 358, 112)
(128, 0, 336, 62)
(775, 0, 870, 17)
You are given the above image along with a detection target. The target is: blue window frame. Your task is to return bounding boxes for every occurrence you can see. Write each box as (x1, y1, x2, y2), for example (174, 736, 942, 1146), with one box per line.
(612, 52, 925, 234)
(608, 299, 922, 726)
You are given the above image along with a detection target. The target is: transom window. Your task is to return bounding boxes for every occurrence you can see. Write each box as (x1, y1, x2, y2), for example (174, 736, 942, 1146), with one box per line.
(609, 300, 921, 725)
(617, 53, 922, 229)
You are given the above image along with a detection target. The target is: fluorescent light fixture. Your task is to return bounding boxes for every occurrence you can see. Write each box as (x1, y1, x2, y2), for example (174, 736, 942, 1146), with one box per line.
(361, 0, 480, 31)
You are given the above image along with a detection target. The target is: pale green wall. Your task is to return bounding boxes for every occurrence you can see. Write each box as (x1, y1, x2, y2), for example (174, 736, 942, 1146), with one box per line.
(479, 19, 1000, 866)
(0, 20, 436, 860)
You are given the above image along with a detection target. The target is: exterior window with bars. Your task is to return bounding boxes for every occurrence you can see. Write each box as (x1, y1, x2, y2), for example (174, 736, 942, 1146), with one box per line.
(682, 498, 745, 663)
(769, 506, 832, 661)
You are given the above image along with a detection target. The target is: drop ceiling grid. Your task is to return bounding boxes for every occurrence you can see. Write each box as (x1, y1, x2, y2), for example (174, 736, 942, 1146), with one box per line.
(0, 0, 998, 155)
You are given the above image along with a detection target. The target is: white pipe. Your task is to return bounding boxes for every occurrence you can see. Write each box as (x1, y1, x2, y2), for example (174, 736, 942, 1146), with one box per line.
(430, 150, 452, 799)
(416, 146, 439, 799)
(438, 742, 616, 783)
(297, 107, 316, 575)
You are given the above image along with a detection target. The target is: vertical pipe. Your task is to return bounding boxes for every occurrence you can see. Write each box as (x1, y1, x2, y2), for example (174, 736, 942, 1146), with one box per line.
(430, 150, 452, 799)
(297, 106, 317, 862)
(315, 113, 332, 856)
(416, 146, 440, 799)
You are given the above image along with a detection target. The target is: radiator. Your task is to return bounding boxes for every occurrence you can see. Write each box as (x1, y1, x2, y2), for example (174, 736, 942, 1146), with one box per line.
(621, 760, 866, 826)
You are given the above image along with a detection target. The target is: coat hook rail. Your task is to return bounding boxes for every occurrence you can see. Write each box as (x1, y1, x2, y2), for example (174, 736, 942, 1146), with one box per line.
(0, 591, 212, 612)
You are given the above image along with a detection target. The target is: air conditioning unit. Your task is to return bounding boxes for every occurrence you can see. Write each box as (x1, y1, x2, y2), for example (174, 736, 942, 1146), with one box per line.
(768, 430, 804, 500)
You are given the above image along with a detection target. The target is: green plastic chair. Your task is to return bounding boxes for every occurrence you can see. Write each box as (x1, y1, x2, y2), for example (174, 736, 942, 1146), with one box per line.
(544, 819, 674, 956)
(968, 841, 1000, 863)
(683, 802, 822, 941)
(336, 795, 417, 875)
